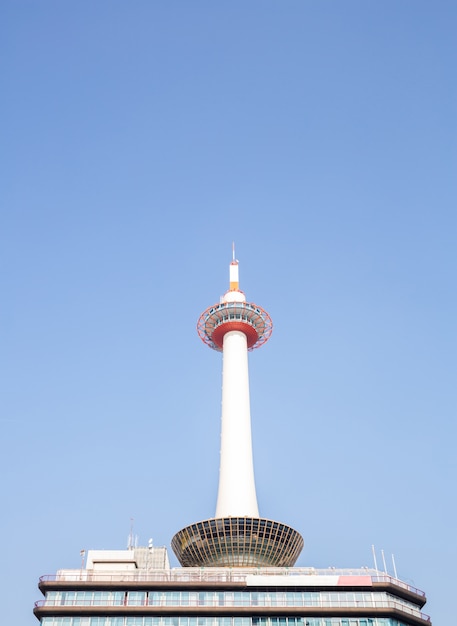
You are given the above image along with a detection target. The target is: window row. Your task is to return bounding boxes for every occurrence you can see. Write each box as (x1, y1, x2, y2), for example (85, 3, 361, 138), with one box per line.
(44, 590, 419, 612)
(41, 618, 414, 626)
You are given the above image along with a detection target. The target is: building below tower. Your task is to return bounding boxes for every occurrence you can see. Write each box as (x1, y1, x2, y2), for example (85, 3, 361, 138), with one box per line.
(34, 546, 431, 626)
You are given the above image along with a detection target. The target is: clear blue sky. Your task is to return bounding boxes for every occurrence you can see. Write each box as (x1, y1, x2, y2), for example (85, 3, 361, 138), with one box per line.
(1, 2, 455, 624)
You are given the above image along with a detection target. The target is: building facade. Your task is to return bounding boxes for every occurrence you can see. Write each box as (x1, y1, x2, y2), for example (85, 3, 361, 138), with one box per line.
(34, 549, 431, 626)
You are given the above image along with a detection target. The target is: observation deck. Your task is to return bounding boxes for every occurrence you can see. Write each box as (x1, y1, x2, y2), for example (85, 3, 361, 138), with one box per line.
(197, 301, 272, 351)
(171, 517, 303, 568)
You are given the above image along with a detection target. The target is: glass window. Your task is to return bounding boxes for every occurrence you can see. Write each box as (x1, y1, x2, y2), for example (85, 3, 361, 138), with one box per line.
(46, 591, 59, 604)
(168, 592, 180, 606)
(112, 591, 124, 606)
(92, 592, 103, 606)
(128, 591, 147, 606)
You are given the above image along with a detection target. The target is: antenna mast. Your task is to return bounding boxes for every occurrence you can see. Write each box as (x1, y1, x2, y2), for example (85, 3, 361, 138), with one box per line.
(371, 544, 379, 571)
(392, 553, 398, 579)
(128, 517, 134, 550)
(381, 549, 388, 573)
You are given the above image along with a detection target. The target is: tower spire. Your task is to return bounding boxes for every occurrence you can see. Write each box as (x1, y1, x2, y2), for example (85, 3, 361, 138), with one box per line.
(229, 242, 240, 292)
(172, 252, 303, 567)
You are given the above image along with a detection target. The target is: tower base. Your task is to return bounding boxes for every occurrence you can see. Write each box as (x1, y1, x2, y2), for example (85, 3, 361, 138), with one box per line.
(171, 517, 303, 567)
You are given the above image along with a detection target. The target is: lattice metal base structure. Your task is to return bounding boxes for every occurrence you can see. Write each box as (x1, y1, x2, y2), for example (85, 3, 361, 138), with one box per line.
(171, 517, 304, 568)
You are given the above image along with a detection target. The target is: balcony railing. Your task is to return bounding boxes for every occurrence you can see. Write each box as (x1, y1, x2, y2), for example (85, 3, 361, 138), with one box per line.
(39, 567, 426, 599)
(34, 597, 431, 623)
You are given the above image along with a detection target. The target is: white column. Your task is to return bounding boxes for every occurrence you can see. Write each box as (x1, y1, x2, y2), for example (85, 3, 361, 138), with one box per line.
(215, 330, 260, 518)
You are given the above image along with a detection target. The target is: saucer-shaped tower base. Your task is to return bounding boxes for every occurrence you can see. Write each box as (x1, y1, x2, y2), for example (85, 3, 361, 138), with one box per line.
(172, 517, 304, 568)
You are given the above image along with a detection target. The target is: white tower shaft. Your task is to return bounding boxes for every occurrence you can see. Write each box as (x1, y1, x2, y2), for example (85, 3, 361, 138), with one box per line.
(215, 330, 259, 518)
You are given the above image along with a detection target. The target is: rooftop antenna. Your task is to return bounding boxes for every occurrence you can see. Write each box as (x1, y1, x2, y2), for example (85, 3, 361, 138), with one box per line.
(371, 544, 379, 572)
(392, 553, 398, 579)
(381, 549, 388, 574)
(127, 517, 134, 550)
(147, 538, 153, 570)
(79, 549, 86, 581)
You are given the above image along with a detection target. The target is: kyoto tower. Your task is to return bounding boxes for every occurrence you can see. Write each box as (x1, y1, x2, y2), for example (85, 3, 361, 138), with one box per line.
(172, 250, 303, 567)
